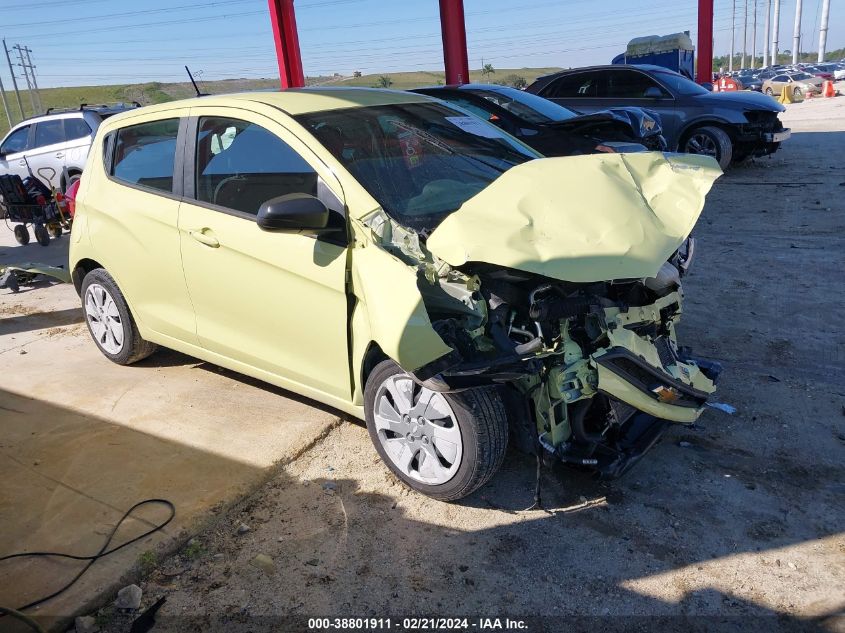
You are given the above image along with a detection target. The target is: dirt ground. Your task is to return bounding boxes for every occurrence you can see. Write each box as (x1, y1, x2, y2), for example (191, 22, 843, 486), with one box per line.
(4, 95, 845, 633)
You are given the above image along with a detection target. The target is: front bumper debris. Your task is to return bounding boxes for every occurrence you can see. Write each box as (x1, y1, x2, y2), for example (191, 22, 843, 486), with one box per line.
(763, 129, 791, 143)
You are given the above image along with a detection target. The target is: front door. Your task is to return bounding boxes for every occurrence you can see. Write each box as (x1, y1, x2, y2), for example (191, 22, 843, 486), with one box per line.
(0, 124, 33, 184)
(178, 108, 351, 400)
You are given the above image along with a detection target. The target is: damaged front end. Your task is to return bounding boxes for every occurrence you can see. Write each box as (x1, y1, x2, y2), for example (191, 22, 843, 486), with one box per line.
(352, 152, 723, 479)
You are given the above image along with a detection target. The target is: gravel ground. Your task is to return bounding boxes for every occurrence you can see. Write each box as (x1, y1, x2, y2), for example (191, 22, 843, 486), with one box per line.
(82, 96, 845, 633)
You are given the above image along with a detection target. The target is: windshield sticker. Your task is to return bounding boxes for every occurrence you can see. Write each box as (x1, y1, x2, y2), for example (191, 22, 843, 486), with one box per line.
(397, 130, 423, 169)
(445, 116, 505, 139)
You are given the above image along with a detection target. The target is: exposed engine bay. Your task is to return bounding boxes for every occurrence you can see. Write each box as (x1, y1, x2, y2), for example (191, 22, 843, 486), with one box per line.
(360, 207, 721, 479)
(352, 152, 723, 479)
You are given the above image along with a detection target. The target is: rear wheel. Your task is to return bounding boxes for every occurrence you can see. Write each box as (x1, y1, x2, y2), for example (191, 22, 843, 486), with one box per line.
(81, 268, 157, 365)
(34, 225, 50, 246)
(47, 223, 62, 238)
(793, 86, 802, 97)
(765, 87, 774, 96)
(364, 360, 508, 501)
(683, 126, 733, 170)
(13, 224, 29, 245)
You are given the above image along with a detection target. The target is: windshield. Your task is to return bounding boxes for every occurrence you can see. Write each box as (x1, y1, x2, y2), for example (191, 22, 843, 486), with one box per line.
(653, 70, 710, 95)
(296, 102, 539, 231)
(465, 86, 579, 124)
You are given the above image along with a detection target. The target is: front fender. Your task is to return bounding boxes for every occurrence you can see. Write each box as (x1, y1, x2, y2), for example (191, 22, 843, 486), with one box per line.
(349, 221, 452, 375)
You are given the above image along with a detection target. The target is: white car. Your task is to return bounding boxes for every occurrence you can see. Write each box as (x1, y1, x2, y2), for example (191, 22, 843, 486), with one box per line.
(0, 103, 139, 192)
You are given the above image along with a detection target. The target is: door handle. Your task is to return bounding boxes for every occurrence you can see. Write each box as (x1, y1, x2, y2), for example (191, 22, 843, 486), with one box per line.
(18, 160, 26, 166)
(55, 152, 64, 158)
(189, 229, 220, 248)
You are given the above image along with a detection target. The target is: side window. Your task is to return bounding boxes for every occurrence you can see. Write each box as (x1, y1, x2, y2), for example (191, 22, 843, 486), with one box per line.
(772, 75, 787, 83)
(33, 119, 67, 148)
(112, 118, 179, 193)
(195, 116, 318, 216)
(442, 96, 497, 121)
(604, 70, 666, 98)
(543, 73, 600, 98)
(65, 118, 93, 141)
(1, 125, 30, 154)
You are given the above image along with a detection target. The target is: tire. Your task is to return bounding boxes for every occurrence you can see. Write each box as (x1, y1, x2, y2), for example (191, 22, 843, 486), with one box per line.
(47, 223, 62, 238)
(13, 224, 29, 245)
(63, 173, 81, 193)
(765, 87, 774, 96)
(34, 225, 50, 246)
(683, 125, 733, 170)
(364, 360, 508, 501)
(81, 268, 157, 365)
(793, 86, 802, 97)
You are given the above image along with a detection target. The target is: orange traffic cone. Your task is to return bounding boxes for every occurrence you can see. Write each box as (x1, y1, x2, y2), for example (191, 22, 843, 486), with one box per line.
(823, 80, 835, 98)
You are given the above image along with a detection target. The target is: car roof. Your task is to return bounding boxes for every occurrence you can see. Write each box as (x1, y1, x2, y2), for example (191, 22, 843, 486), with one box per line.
(415, 83, 513, 91)
(535, 64, 678, 81)
(103, 87, 433, 123)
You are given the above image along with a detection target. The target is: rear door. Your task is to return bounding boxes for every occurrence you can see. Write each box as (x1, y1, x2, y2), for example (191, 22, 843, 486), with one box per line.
(537, 70, 605, 113)
(178, 106, 351, 400)
(89, 110, 198, 344)
(28, 118, 68, 189)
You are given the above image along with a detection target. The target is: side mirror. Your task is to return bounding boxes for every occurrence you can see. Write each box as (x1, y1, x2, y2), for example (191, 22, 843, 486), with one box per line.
(643, 86, 664, 99)
(257, 193, 329, 232)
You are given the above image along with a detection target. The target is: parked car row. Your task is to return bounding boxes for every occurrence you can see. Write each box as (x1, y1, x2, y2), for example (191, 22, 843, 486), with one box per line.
(525, 64, 790, 168)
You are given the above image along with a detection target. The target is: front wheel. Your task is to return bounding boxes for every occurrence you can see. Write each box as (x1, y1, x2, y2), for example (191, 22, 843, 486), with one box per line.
(793, 86, 802, 97)
(81, 268, 157, 365)
(683, 126, 733, 170)
(765, 87, 774, 96)
(13, 224, 29, 245)
(364, 360, 508, 501)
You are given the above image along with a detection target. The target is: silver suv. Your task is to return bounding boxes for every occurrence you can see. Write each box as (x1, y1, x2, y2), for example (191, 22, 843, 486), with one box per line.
(0, 103, 139, 192)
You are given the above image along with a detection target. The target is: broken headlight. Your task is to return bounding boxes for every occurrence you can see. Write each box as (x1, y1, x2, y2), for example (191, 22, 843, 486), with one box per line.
(674, 237, 696, 276)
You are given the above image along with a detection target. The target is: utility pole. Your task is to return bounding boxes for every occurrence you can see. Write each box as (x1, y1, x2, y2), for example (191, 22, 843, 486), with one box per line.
(792, 0, 802, 64)
(742, 0, 748, 68)
(772, 0, 781, 64)
(764, 0, 771, 67)
(2, 39, 24, 119)
(817, 0, 830, 62)
(0, 72, 12, 128)
(730, 0, 736, 71)
(751, 0, 758, 69)
(13, 44, 38, 114)
(22, 47, 41, 112)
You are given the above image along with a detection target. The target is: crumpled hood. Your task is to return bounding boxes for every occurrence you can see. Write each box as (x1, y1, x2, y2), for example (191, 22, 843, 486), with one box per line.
(425, 152, 721, 283)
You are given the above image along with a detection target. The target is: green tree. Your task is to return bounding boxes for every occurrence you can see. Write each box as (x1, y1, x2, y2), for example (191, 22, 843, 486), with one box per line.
(375, 75, 392, 88)
(481, 63, 495, 79)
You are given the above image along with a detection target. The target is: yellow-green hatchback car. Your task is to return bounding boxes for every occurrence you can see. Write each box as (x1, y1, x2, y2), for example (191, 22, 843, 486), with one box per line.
(70, 88, 723, 500)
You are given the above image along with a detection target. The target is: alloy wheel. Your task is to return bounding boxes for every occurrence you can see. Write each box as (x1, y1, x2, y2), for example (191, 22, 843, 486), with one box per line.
(373, 374, 463, 485)
(685, 133, 718, 158)
(84, 283, 125, 354)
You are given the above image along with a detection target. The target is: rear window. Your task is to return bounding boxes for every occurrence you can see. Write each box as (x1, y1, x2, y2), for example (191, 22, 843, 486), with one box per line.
(111, 119, 179, 194)
(65, 118, 93, 141)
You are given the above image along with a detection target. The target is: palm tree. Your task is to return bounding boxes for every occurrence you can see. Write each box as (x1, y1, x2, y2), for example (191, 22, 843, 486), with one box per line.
(481, 63, 495, 79)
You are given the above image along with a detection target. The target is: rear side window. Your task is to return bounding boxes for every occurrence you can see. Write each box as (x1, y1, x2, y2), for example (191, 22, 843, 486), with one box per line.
(112, 119, 179, 193)
(194, 116, 317, 216)
(543, 72, 600, 98)
(65, 118, 93, 141)
(34, 119, 66, 148)
(1, 125, 30, 154)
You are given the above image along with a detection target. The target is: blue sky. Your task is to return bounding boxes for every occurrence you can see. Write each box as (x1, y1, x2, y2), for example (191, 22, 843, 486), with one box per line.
(0, 0, 841, 88)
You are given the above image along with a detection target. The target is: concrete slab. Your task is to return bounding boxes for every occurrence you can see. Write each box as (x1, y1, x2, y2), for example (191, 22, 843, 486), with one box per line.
(0, 230, 342, 629)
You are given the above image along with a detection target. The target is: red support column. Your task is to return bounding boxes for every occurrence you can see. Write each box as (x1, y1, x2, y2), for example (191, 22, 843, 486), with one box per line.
(268, 0, 305, 89)
(439, 0, 469, 85)
(696, 0, 714, 83)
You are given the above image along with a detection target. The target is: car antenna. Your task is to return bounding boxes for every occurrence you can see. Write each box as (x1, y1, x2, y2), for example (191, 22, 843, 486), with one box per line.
(185, 65, 209, 97)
